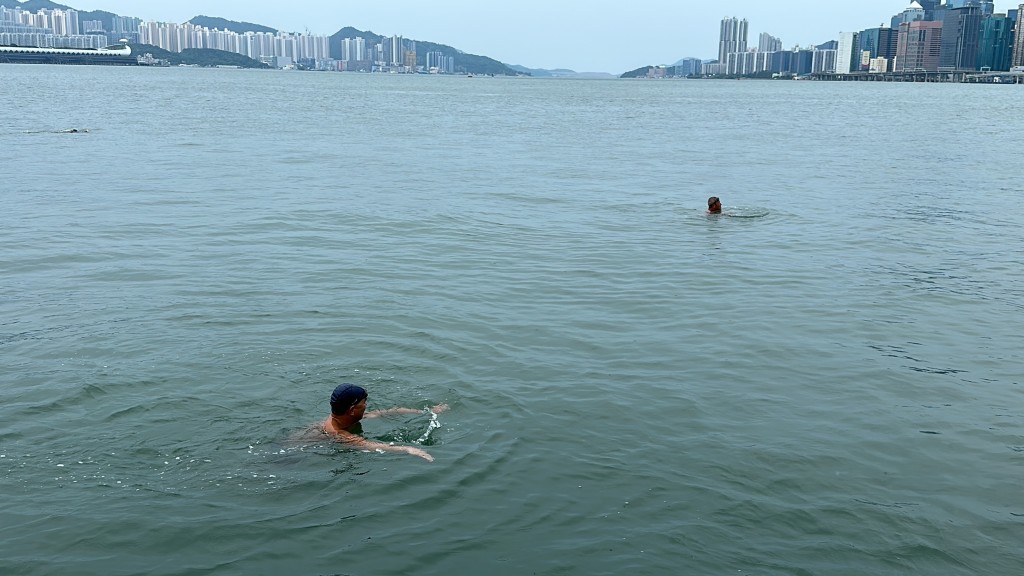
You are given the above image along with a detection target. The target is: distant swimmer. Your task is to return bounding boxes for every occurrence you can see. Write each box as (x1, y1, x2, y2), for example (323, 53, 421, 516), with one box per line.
(322, 384, 448, 462)
(59, 128, 88, 133)
(707, 196, 722, 214)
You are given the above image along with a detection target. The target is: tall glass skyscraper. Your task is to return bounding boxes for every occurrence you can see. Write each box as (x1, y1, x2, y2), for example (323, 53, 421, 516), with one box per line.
(977, 13, 1014, 70)
(939, 6, 983, 70)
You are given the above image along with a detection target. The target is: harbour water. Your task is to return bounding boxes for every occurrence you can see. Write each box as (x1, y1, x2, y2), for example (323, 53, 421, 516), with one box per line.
(1, 66, 1022, 575)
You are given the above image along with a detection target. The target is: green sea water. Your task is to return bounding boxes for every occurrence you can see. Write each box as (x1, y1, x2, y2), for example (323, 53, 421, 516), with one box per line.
(1, 66, 1022, 575)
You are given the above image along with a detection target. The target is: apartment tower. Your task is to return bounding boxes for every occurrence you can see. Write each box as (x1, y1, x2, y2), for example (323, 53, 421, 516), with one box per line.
(719, 17, 748, 64)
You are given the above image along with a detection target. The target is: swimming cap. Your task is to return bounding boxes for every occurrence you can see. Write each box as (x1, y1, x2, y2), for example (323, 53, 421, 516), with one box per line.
(330, 384, 368, 415)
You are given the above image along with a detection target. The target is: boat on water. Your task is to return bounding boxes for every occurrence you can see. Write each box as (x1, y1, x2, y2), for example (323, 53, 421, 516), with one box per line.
(0, 42, 136, 66)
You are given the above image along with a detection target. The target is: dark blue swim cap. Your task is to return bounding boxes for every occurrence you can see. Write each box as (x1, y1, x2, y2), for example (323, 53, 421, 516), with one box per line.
(330, 384, 367, 415)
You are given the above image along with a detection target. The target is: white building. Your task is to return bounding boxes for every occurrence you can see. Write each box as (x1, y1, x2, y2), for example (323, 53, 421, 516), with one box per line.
(836, 32, 860, 74)
(138, 21, 330, 62)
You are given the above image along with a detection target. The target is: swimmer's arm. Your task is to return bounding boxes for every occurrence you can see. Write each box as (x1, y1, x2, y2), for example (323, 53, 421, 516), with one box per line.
(364, 403, 448, 418)
(332, 430, 434, 462)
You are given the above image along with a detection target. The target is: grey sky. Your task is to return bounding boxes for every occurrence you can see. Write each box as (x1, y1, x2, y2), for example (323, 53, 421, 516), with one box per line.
(67, 0, 1022, 72)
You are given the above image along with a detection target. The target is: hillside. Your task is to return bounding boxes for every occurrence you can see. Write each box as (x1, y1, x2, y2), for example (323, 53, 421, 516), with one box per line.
(187, 15, 276, 35)
(2, 3, 524, 75)
(0, 0, 119, 31)
(327, 26, 522, 76)
(0, 0, 68, 10)
(510, 65, 615, 79)
(131, 43, 269, 68)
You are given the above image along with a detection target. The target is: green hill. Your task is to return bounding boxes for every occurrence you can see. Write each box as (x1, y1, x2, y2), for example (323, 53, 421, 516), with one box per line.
(131, 43, 269, 68)
(187, 15, 276, 35)
(0, 0, 69, 10)
(1, 2, 523, 75)
(328, 26, 523, 76)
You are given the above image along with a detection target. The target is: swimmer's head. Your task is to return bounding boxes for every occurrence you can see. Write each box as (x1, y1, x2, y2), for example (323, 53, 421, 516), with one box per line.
(330, 384, 368, 415)
(708, 196, 722, 213)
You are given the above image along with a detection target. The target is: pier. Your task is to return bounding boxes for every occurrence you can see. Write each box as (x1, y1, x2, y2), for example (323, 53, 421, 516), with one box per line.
(813, 70, 1024, 84)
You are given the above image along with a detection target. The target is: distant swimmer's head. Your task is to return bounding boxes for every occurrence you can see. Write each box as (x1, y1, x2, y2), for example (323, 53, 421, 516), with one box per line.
(707, 196, 722, 214)
(330, 384, 368, 415)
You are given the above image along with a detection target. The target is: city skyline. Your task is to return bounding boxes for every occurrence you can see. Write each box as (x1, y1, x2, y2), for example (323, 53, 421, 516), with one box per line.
(53, 0, 1023, 72)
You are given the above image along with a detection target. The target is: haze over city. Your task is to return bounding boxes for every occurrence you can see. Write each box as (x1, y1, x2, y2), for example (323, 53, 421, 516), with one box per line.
(60, 0, 1023, 72)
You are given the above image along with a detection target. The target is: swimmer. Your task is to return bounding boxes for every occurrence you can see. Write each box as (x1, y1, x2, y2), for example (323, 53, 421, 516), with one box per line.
(322, 384, 448, 462)
(707, 196, 722, 214)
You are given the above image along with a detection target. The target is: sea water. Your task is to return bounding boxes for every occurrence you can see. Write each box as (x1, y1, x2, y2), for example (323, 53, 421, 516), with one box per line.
(1, 66, 1022, 575)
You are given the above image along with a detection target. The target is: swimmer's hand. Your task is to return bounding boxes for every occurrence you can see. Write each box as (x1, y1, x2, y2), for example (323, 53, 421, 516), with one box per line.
(430, 403, 449, 414)
(405, 446, 434, 462)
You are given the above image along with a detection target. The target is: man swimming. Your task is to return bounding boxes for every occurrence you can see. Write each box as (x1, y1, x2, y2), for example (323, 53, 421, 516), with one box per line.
(707, 196, 722, 214)
(322, 384, 448, 462)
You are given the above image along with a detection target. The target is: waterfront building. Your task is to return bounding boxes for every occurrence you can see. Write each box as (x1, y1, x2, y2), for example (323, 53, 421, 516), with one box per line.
(836, 32, 860, 73)
(869, 56, 891, 72)
(701, 61, 722, 75)
(137, 21, 330, 62)
(939, 6, 983, 70)
(672, 57, 703, 76)
(0, 6, 105, 49)
(426, 51, 454, 73)
(340, 37, 367, 62)
(894, 20, 943, 71)
(856, 27, 899, 71)
(1014, 5, 1024, 67)
(977, 13, 1015, 70)
(719, 17, 748, 65)
(812, 47, 838, 73)
(382, 35, 404, 66)
(768, 48, 815, 76)
(759, 33, 783, 52)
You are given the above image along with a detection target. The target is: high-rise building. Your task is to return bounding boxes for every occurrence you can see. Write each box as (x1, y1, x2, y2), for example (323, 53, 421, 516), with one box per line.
(719, 17, 748, 65)
(894, 20, 944, 71)
(758, 32, 782, 52)
(939, 6, 983, 70)
(977, 13, 1014, 70)
(673, 57, 703, 76)
(425, 51, 454, 73)
(340, 37, 366, 62)
(137, 20, 329, 61)
(1014, 5, 1024, 67)
(857, 27, 899, 71)
(812, 47, 838, 73)
(891, 1, 926, 29)
(112, 16, 136, 34)
(384, 35, 404, 66)
(946, 0, 995, 16)
(836, 32, 860, 73)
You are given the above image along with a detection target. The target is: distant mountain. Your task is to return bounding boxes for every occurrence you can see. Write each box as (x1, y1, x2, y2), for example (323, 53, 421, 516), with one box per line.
(328, 26, 522, 76)
(0, 0, 68, 10)
(187, 16, 276, 35)
(620, 66, 656, 79)
(0, 0, 119, 30)
(509, 65, 615, 79)
(2, 2, 525, 75)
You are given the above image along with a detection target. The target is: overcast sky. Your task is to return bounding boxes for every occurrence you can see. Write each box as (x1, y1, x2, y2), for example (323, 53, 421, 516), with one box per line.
(66, 0, 1021, 72)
